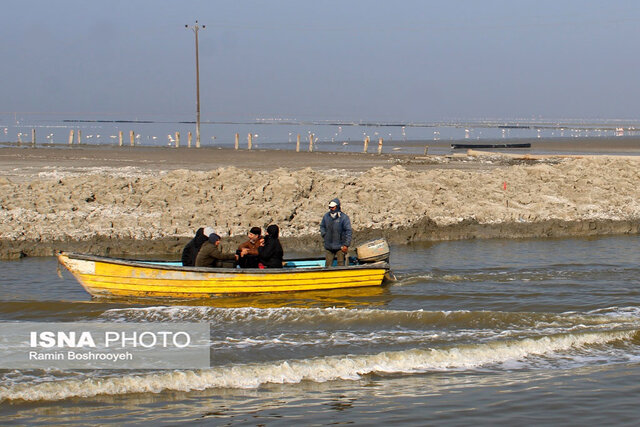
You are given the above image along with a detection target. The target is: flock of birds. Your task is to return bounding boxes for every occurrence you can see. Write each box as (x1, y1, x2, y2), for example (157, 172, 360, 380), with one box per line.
(4, 124, 637, 147)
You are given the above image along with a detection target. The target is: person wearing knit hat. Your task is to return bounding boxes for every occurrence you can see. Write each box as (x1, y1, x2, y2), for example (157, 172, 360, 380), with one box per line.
(236, 226, 262, 268)
(203, 227, 215, 238)
(320, 197, 352, 267)
(195, 232, 236, 268)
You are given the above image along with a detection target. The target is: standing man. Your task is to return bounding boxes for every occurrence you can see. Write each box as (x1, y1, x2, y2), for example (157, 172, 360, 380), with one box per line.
(320, 198, 352, 267)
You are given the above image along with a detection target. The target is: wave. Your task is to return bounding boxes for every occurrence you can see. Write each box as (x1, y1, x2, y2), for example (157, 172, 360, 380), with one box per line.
(392, 274, 434, 286)
(1, 329, 635, 402)
(209, 329, 445, 350)
(396, 266, 640, 284)
(100, 305, 640, 332)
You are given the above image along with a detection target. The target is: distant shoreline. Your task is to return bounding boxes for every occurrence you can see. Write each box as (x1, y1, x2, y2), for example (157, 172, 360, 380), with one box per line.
(1, 136, 639, 179)
(2, 134, 640, 156)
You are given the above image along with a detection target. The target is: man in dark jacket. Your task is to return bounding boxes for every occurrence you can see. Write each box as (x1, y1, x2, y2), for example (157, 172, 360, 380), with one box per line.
(195, 232, 236, 268)
(320, 198, 352, 267)
(258, 224, 284, 268)
(181, 227, 212, 266)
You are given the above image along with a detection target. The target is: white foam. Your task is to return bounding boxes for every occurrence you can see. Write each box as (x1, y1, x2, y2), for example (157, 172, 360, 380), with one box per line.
(100, 306, 640, 334)
(210, 329, 444, 349)
(1, 329, 634, 402)
(101, 306, 434, 324)
(393, 274, 434, 286)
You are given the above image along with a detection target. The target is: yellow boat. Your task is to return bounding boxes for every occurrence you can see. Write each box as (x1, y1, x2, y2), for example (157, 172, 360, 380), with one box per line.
(57, 251, 392, 299)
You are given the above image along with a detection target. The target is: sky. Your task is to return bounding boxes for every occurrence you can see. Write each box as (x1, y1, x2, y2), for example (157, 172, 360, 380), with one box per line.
(3, 0, 640, 123)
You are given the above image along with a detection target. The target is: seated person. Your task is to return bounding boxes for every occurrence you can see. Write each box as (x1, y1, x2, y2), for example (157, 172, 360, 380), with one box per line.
(236, 226, 261, 268)
(195, 232, 236, 268)
(258, 224, 284, 268)
(181, 226, 213, 266)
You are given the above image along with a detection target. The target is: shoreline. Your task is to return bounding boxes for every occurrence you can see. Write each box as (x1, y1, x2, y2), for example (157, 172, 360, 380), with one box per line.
(2, 143, 640, 260)
(3, 218, 638, 261)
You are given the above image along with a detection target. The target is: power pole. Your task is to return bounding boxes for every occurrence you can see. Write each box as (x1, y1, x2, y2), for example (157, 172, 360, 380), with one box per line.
(185, 20, 205, 148)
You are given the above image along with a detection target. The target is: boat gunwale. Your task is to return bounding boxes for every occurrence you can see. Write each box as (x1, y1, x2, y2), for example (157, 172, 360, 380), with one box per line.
(58, 252, 390, 275)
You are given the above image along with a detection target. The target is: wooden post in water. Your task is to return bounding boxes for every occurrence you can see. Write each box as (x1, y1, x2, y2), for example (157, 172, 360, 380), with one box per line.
(363, 136, 369, 153)
(235, 133, 239, 150)
(77, 130, 82, 144)
(377, 137, 383, 154)
(31, 129, 36, 146)
(175, 132, 180, 148)
(308, 133, 314, 152)
(129, 131, 135, 146)
(188, 131, 192, 148)
(423, 145, 429, 155)
(248, 133, 253, 150)
(119, 131, 123, 147)
(68, 130, 74, 145)
(296, 134, 301, 152)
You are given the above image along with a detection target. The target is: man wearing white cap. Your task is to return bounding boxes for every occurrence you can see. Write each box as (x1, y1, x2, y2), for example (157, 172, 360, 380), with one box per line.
(320, 198, 352, 267)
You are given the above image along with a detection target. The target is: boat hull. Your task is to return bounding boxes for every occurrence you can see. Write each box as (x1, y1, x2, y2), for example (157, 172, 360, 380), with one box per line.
(57, 252, 389, 298)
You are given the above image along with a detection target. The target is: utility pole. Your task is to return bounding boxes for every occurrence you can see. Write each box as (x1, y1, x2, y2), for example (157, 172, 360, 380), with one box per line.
(185, 20, 205, 148)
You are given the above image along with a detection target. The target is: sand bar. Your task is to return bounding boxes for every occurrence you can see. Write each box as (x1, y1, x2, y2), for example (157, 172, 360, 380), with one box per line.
(1, 141, 640, 260)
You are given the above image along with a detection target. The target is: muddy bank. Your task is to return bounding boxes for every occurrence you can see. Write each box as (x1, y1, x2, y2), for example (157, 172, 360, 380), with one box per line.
(3, 218, 639, 261)
(1, 148, 640, 260)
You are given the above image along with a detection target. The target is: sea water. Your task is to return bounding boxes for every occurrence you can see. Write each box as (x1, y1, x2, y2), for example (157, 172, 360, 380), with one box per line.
(3, 113, 640, 155)
(1, 235, 640, 425)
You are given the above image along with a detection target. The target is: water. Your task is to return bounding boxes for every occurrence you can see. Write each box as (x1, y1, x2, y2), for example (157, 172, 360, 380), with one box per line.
(1, 235, 640, 424)
(3, 113, 640, 155)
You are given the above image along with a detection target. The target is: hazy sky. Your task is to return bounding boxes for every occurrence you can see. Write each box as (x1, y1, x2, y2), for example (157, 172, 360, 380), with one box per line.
(3, 0, 640, 122)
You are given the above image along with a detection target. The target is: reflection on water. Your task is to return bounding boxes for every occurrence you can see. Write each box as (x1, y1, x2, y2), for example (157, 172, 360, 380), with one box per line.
(100, 285, 392, 310)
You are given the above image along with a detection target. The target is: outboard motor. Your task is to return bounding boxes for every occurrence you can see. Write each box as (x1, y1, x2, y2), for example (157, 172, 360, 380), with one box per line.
(355, 238, 390, 263)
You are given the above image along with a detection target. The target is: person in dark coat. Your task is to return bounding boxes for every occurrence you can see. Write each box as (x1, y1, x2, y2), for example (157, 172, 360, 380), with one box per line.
(258, 224, 284, 268)
(320, 198, 352, 267)
(181, 227, 212, 266)
(237, 226, 262, 268)
(195, 232, 236, 268)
